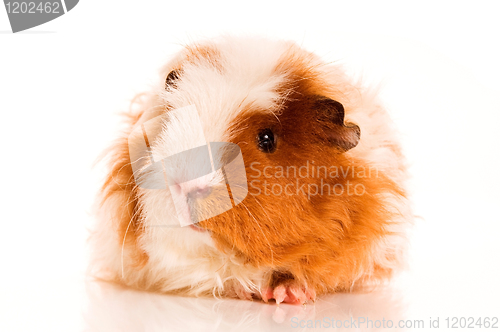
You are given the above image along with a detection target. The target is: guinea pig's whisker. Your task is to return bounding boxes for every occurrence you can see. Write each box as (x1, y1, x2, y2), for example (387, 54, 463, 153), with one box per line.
(119, 199, 134, 279)
(120, 188, 143, 280)
(239, 202, 275, 265)
(120, 213, 134, 280)
(228, 125, 249, 138)
(247, 198, 275, 263)
(110, 155, 149, 187)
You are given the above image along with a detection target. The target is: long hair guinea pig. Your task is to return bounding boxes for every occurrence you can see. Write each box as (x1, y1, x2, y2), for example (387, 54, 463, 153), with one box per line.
(91, 36, 412, 305)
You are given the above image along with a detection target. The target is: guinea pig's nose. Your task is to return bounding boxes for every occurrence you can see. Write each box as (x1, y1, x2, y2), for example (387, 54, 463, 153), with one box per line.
(187, 186, 212, 200)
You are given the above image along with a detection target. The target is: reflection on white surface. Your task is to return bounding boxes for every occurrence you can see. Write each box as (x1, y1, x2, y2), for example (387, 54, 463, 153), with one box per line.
(83, 280, 407, 332)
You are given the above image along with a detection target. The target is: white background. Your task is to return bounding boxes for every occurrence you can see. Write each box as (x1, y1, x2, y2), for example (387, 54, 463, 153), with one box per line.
(1, 1, 499, 331)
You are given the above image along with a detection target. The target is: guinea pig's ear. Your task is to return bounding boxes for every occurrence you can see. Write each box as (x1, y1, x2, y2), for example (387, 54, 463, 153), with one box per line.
(315, 97, 361, 151)
(165, 69, 181, 89)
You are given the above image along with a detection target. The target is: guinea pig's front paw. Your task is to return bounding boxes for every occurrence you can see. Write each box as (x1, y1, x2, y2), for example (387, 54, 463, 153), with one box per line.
(260, 283, 316, 306)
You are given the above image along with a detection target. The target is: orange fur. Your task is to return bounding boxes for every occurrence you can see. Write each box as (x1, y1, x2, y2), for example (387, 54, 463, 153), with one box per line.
(199, 48, 408, 295)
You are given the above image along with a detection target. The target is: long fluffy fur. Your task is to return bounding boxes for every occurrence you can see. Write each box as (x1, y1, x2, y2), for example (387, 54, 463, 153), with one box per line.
(89, 36, 412, 301)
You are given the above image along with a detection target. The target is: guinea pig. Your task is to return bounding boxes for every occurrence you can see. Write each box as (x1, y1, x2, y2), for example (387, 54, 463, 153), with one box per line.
(90, 36, 412, 305)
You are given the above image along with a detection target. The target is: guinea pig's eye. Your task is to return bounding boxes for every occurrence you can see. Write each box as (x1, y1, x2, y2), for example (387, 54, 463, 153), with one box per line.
(257, 129, 277, 153)
(165, 70, 180, 89)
